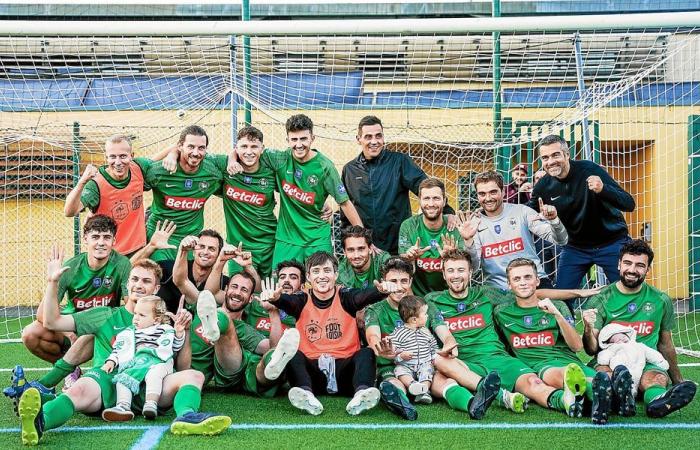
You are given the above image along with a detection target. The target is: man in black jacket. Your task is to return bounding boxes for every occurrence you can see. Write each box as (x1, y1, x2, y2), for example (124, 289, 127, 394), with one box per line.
(527, 134, 635, 291)
(341, 116, 454, 254)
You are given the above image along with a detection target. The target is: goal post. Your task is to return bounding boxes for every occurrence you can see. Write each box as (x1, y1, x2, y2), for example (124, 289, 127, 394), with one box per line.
(0, 13, 699, 357)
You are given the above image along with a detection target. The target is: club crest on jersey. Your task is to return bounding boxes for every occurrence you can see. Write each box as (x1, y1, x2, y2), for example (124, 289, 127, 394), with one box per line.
(243, 176, 252, 184)
(260, 178, 268, 187)
(429, 239, 439, 249)
(294, 169, 303, 180)
(308, 175, 318, 186)
(494, 224, 501, 234)
(628, 303, 637, 312)
(92, 277, 102, 288)
(524, 316, 533, 326)
(184, 179, 193, 189)
(509, 218, 517, 228)
(395, 320, 404, 328)
(540, 316, 550, 326)
(457, 302, 466, 312)
(199, 181, 209, 190)
(643, 302, 654, 313)
(102, 277, 113, 288)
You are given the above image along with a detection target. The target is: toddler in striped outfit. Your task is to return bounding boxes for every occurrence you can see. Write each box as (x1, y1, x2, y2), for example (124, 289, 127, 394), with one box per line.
(389, 295, 438, 404)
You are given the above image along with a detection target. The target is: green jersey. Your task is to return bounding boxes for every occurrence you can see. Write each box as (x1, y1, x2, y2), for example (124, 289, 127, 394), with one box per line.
(398, 214, 464, 296)
(142, 155, 225, 258)
(262, 149, 349, 245)
(80, 157, 150, 211)
(587, 283, 675, 349)
(494, 300, 579, 369)
(190, 311, 265, 380)
(243, 300, 296, 337)
(220, 165, 277, 250)
(337, 252, 390, 289)
(365, 299, 445, 368)
(58, 250, 131, 314)
(425, 287, 512, 361)
(74, 305, 133, 368)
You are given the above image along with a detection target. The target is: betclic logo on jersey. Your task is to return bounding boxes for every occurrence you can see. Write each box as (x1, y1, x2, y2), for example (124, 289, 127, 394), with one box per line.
(445, 313, 485, 332)
(282, 180, 315, 205)
(482, 237, 525, 259)
(73, 293, 115, 311)
(416, 257, 443, 272)
(164, 195, 206, 210)
(510, 331, 555, 349)
(224, 184, 266, 206)
(612, 320, 655, 336)
(255, 317, 289, 332)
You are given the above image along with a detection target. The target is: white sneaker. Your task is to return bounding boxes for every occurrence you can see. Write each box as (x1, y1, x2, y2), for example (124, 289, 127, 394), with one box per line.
(415, 393, 433, 405)
(197, 290, 220, 343)
(288, 387, 323, 416)
(408, 381, 429, 396)
(264, 328, 300, 381)
(346, 387, 380, 416)
(102, 404, 134, 422)
(142, 400, 158, 420)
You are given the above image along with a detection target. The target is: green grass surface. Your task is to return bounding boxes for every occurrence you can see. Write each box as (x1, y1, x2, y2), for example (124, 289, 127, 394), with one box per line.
(0, 326, 697, 448)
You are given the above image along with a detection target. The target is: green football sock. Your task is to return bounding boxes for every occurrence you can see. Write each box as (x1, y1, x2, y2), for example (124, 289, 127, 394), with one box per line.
(585, 379, 594, 401)
(173, 384, 202, 417)
(37, 358, 75, 388)
(43, 394, 75, 430)
(443, 384, 473, 413)
(547, 389, 566, 411)
(643, 385, 666, 405)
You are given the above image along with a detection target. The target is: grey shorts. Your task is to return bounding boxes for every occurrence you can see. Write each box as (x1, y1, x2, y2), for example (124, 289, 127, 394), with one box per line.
(394, 362, 434, 383)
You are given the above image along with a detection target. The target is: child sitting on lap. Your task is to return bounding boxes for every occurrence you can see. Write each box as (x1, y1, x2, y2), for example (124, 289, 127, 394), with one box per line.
(101, 295, 185, 421)
(389, 295, 438, 404)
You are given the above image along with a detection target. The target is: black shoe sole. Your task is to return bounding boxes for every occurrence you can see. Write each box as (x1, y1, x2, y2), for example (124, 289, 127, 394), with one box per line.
(591, 372, 612, 425)
(379, 382, 418, 421)
(469, 371, 501, 420)
(646, 382, 697, 418)
(612, 368, 636, 417)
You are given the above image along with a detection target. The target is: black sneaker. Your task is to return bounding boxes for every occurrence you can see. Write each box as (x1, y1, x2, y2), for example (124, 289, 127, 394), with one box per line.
(591, 371, 612, 425)
(468, 371, 501, 420)
(611, 366, 636, 417)
(379, 380, 417, 421)
(18, 387, 44, 446)
(646, 381, 697, 418)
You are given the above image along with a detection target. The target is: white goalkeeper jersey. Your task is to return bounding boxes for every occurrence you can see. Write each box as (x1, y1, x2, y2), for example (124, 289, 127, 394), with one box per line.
(467, 202, 568, 289)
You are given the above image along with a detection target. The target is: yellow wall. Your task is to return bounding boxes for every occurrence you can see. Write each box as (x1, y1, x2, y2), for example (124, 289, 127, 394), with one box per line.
(2, 105, 698, 306)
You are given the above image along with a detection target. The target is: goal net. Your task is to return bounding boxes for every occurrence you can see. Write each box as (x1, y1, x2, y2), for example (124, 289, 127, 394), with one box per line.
(1, 15, 699, 356)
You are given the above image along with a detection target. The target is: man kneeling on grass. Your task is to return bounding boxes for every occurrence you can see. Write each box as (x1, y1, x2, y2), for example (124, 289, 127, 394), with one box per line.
(260, 251, 399, 415)
(16, 248, 231, 446)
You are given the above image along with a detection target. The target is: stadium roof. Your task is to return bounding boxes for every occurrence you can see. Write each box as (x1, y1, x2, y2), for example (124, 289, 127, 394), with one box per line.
(0, 0, 698, 20)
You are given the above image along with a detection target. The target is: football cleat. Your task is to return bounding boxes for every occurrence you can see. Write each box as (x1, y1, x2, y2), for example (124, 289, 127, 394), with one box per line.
(591, 371, 612, 425)
(646, 381, 697, 419)
(4, 366, 55, 417)
(468, 371, 501, 420)
(170, 411, 232, 436)
(264, 328, 300, 381)
(18, 387, 44, 446)
(611, 366, 636, 417)
(196, 290, 220, 343)
(346, 387, 380, 416)
(562, 363, 586, 418)
(501, 388, 529, 414)
(288, 387, 324, 416)
(379, 380, 417, 421)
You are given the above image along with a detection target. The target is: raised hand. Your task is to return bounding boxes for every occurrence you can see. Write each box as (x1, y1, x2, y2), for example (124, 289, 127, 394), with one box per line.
(179, 235, 200, 252)
(260, 277, 283, 303)
(445, 214, 458, 232)
(374, 279, 400, 294)
(374, 336, 399, 359)
(437, 233, 457, 257)
(79, 164, 98, 185)
(538, 197, 558, 221)
(537, 298, 560, 316)
(150, 220, 177, 250)
(455, 210, 480, 241)
(582, 308, 598, 328)
(519, 182, 533, 193)
(47, 245, 70, 282)
(587, 175, 603, 194)
(403, 237, 431, 261)
(166, 295, 192, 335)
